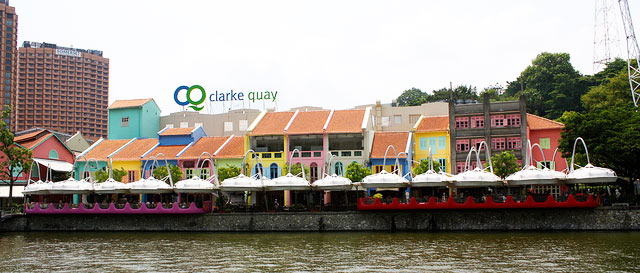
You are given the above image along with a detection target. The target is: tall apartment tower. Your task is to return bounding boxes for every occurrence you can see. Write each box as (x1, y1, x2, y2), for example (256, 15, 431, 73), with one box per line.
(15, 41, 109, 140)
(0, 0, 16, 124)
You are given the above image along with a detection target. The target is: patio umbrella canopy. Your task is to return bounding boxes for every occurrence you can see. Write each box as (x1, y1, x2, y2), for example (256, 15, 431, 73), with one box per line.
(174, 176, 217, 193)
(313, 174, 352, 191)
(453, 142, 502, 188)
(49, 177, 94, 195)
(566, 137, 617, 184)
(94, 178, 131, 194)
(220, 174, 266, 192)
(506, 142, 566, 186)
(361, 145, 409, 189)
(128, 176, 173, 194)
(265, 173, 311, 191)
(411, 169, 453, 188)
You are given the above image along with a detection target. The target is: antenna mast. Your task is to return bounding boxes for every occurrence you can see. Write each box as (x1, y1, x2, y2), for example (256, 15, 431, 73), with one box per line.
(618, 0, 640, 107)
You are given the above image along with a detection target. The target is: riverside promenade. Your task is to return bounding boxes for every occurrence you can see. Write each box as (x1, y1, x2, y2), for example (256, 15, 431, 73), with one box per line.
(1, 207, 639, 232)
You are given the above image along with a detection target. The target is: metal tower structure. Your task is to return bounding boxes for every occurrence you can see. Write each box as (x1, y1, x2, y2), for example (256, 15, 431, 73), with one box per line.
(593, 0, 621, 73)
(618, 0, 640, 107)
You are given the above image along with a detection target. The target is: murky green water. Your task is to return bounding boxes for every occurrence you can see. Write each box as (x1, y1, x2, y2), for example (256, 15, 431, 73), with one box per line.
(0, 232, 639, 272)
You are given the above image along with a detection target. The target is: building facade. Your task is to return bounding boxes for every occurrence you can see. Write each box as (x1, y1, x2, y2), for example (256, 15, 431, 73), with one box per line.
(160, 109, 261, 137)
(0, 0, 16, 125)
(16, 41, 109, 140)
(107, 99, 160, 140)
(413, 115, 451, 173)
(449, 95, 528, 174)
(354, 101, 448, 132)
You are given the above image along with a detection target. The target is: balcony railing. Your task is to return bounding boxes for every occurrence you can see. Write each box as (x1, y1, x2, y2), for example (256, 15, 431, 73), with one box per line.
(289, 150, 324, 159)
(329, 150, 364, 158)
(252, 152, 283, 159)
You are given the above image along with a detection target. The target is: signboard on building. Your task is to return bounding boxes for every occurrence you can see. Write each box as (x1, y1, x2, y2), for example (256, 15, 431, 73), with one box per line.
(55, 48, 82, 57)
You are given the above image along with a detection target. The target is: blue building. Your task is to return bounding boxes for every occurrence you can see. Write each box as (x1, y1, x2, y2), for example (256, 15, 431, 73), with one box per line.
(108, 98, 160, 140)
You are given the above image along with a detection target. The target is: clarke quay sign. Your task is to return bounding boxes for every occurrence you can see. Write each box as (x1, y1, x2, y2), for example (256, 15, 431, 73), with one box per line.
(174, 85, 278, 111)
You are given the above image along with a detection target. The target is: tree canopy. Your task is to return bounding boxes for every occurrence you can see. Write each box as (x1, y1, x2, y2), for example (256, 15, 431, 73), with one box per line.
(0, 107, 32, 206)
(218, 164, 241, 182)
(345, 162, 371, 182)
(152, 164, 183, 185)
(491, 151, 520, 179)
(412, 159, 442, 175)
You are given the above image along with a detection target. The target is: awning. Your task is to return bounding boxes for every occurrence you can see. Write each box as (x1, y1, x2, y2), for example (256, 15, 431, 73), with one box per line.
(0, 185, 24, 198)
(33, 158, 74, 172)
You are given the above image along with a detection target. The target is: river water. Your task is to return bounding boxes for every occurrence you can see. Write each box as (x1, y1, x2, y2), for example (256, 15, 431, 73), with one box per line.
(0, 232, 639, 272)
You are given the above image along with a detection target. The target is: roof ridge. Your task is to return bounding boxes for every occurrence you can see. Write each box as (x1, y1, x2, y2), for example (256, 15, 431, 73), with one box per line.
(527, 113, 564, 126)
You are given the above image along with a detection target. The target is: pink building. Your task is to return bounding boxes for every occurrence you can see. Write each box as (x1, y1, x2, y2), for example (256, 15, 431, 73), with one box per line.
(11, 129, 75, 183)
(526, 114, 566, 172)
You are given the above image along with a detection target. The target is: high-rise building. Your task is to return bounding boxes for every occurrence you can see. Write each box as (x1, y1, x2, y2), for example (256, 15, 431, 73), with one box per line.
(15, 41, 109, 140)
(0, 0, 16, 125)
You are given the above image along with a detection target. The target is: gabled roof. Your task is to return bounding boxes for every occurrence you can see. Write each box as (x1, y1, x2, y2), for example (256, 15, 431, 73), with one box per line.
(82, 139, 131, 161)
(416, 115, 449, 132)
(214, 136, 245, 158)
(14, 129, 47, 142)
(160, 127, 195, 136)
(325, 109, 366, 133)
(110, 138, 158, 161)
(108, 98, 153, 109)
(286, 110, 330, 135)
(370, 132, 410, 158)
(141, 145, 187, 160)
(179, 136, 229, 159)
(16, 132, 54, 150)
(527, 114, 564, 130)
(250, 111, 295, 136)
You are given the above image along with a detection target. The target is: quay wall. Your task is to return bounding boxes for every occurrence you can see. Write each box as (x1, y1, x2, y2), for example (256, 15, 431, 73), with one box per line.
(1, 208, 639, 232)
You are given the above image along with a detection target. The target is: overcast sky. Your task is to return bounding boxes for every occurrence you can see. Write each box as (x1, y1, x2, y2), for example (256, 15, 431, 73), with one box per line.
(12, 0, 640, 115)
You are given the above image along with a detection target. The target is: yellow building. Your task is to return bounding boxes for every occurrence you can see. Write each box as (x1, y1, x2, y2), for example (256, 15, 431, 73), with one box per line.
(413, 115, 451, 173)
(109, 138, 158, 182)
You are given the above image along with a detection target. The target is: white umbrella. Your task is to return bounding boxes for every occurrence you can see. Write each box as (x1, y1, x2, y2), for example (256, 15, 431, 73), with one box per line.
(264, 148, 311, 191)
(219, 149, 267, 192)
(360, 145, 410, 189)
(312, 154, 352, 191)
(506, 141, 566, 186)
(411, 147, 454, 188)
(174, 152, 218, 193)
(453, 142, 503, 188)
(23, 160, 52, 195)
(566, 137, 617, 184)
(128, 154, 175, 194)
(94, 158, 130, 194)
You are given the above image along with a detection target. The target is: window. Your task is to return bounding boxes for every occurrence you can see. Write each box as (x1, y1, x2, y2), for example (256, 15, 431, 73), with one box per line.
(128, 171, 136, 182)
(438, 136, 446, 151)
(224, 121, 233, 132)
(470, 116, 484, 128)
(409, 114, 421, 125)
(239, 120, 248, 131)
(456, 139, 470, 152)
(456, 162, 466, 174)
(419, 137, 428, 151)
(374, 165, 383, 174)
(507, 137, 522, 150)
(199, 169, 210, 179)
(121, 117, 129, 127)
(166, 124, 174, 129)
(429, 137, 437, 153)
(506, 114, 520, 127)
(437, 158, 447, 172)
(335, 162, 344, 176)
(180, 122, 188, 128)
(491, 138, 506, 150)
(491, 115, 505, 128)
(310, 163, 318, 182)
(48, 150, 58, 160)
(455, 117, 469, 129)
(471, 138, 484, 150)
(539, 138, 551, 149)
(381, 116, 390, 127)
(185, 169, 194, 178)
(537, 161, 555, 170)
(270, 163, 279, 179)
(394, 115, 402, 124)
(194, 122, 203, 128)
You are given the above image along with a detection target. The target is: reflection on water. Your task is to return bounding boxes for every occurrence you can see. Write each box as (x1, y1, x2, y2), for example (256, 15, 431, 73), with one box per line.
(0, 232, 639, 272)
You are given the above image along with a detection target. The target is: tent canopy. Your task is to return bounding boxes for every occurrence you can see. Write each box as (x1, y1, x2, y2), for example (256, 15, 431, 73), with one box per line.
(33, 158, 74, 173)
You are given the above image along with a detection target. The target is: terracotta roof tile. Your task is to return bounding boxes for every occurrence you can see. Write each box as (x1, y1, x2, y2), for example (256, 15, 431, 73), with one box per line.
(18, 132, 54, 150)
(527, 114, 564, 130)
(325, 110, 365, 133)
(110, 138, 158, 161)
(416, 116, 449, 132)
(214, 136, 245, 158)
(14, 129, 47, 142)
(179, 137, 229, 159)
(160, 127, 194, 136)
(286, 110, 330, 135)
(141, 145, 186, 160)
(250, 111, 295, 135)
(83, 139, 132, 161)
(370, 132, 410, 158)
(108, 98, 152, 109)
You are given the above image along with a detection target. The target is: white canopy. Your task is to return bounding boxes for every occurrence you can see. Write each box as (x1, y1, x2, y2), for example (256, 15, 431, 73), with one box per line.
(360, 170, 410, 189)
(33, 158, 74, 172)
(312, 174, 352, 191)
(174, 176, 217, 193)
(94, 178, 131, 194)
(411, 170, 453, 188)
(506, 165, 566, 186)
(265, 173, 311, 191)
(220, 174, 265, 192)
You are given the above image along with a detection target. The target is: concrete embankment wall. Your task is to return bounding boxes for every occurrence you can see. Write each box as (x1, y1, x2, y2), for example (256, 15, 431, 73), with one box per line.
(1, 208, 639, 232)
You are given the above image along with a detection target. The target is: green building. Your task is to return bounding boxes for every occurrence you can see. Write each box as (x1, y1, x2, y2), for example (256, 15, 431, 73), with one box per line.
(107, 99, 160, 140)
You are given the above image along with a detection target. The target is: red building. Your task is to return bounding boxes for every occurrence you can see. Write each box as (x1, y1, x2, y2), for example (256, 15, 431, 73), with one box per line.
(12, 129, 75, 183)
(526, 114, 566, 172)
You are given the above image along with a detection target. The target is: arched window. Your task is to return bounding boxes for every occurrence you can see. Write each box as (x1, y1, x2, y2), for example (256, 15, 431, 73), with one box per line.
(253, 163, 263, 177)
(48, 149, 59, 160)
(270, 163, 279, 179)
(334, 162, 344, 176)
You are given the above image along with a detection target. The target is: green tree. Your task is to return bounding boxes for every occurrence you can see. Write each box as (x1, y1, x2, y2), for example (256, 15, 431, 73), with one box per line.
(491, 151, 520, 178)
(283, 163, 310, 181)
(152, 164, 183, 184)
(218, 164, 241, 182)
(506, 52, 590, 119)
(345, 162, 371, 182)
(412, 159, 442, 175)
(0, 107, 32, 207)
(582, 69, 633, 111)
(558, 105, 640, 183)
(396, 87, 427, 106)
(94, 167, 127, 182)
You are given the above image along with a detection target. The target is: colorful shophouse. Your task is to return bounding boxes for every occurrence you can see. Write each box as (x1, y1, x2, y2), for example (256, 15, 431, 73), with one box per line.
(369, 131, 413, 177)
(412, 115, 451, 173)
(139, 127, 206, 178)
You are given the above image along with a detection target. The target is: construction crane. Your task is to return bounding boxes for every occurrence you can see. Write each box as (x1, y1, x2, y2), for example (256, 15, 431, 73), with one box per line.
(618, 0, 640, 107)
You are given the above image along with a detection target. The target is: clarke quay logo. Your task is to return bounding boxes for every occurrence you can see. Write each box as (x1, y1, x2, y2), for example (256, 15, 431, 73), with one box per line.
(174, 85, 278, 112)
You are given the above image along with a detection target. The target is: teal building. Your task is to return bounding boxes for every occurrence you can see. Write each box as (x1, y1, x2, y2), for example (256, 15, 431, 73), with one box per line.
(107, 98, 160, 140)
